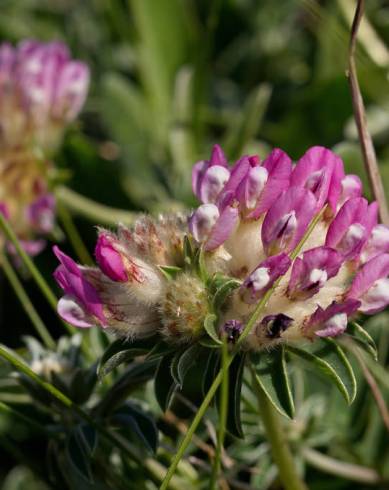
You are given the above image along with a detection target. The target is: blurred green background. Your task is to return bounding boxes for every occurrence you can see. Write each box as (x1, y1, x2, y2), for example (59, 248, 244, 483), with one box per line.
(1, 0, 389, 488)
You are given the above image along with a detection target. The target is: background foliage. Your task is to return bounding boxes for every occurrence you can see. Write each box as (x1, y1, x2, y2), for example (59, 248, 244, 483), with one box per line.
(1, 0, 389, 489)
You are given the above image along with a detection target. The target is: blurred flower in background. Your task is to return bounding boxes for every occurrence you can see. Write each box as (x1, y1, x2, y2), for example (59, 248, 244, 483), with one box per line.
(0, 40, 89, 255)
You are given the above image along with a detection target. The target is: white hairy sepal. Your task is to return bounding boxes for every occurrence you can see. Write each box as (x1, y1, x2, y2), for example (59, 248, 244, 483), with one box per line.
(224, 219, 265, 276)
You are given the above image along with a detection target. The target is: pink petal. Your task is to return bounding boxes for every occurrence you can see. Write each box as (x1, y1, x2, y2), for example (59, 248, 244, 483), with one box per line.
(347, 253, 389, 299)
(57, 295, 95, 328)
(205, 205, 239, 251)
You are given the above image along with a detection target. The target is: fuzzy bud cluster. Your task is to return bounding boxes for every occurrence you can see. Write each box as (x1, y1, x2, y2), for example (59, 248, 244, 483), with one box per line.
(54, 145, 389, 351)
(0, 40, 90, 255)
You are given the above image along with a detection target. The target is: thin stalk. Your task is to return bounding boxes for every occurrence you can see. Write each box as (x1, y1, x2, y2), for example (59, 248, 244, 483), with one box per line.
(347, 0, 389, 225)
(0, 344, 182, 489)
(57, 203, 93, 265)
(0, 252, 55, 349)
(160, 208, 325, 489)
(0, 213, 62, 314)
(56, 186, 136, 226)
(302, 447, 382, 485)
(250, 365, 307, 490)
(209, 338, 229, 489)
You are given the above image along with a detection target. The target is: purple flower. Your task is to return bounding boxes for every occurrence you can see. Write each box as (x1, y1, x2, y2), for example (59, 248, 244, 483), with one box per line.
(290, 146, 344, 212)
(241, 253, 291, 304)
(95, 232, 128, 283)
(221, 319, 243, 343)
(189, 203, 239, 251)
(325, 197, 378, 261)
(192, 144, 229, 203)
(287, 246, 343, 300)
(258, 314, 294, 339)
(26, 194, 55, 233)
(307, 300, 361, 338)
(347, 253, 389, 314)
(261, 187, 317, 256)
(53, 246, 106, 328)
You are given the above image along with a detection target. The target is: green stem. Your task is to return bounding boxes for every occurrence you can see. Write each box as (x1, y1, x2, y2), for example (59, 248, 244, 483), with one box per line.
(209, 339, 229, 489)
(302, 447, 382, 485)
(160, 208, 325, 489)
(251, 366, 307, 490)
(0, 400, 57, 438)
(0, 252, 55, 349)
(56, 186, 136, 226)
(57, 204, 93, 265)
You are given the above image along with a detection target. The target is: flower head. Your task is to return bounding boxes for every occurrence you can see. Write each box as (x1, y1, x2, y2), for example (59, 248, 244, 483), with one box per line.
(54, 144, 389, 351)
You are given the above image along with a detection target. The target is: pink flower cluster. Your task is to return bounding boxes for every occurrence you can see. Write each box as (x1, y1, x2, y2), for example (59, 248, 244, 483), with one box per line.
(0, 40, 89, 255)
(53, 145, 389, 349)
(0, 39, 89, 151)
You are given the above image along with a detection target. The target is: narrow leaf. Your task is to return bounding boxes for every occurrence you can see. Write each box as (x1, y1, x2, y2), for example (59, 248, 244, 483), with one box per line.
(347, 322, 378, 360)
(321, 338, 357, 403)
(176, 344, 202, 388)
(213, 279, 241, 312)
(225, 353, 246, 438)
(111, 402, 158, 453)
(154, 355, 177, 411)
(287, 342, 355, 405)
(203, 314, 222, 344)
(98, 337, 156, 378)
(66, 427, 95, 483)
(158, 265, 183, 280)
(253, 346, 295, 419)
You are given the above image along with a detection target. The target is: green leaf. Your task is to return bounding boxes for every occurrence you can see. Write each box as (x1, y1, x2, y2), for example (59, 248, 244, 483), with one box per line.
(70, 363, 98, 404)
(171, 344, 202, 388)
(158, 265, 183, 280)
(183, 234, 195, 267)
(97, 360, 158, 415)
(66, 425, 97, 484)
(98, 350, 140, 380)
(287, 339, 357, 404)
(213, 278, 241, 312)
(196, 246, 208, 283)
(225, 353, 246, 438)
(202, 350, 220, 397)
(199, 337, 221, 349)
(97, 337, 157, 379)
(321, 338, 357, 403)
(154, 355, 177, 411)
(252, 346, 295, 419)
(203, 314, 222, 344)
(111, 402, 158, 453)
(146, 341, 175, 362)
(347, 322, 378, 360)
